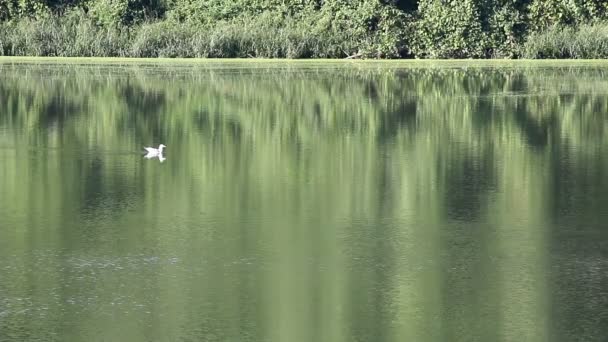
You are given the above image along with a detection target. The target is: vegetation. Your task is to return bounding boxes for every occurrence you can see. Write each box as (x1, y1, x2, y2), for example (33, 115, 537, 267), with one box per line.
(1, 0, 608, 58)
(520, 22, 608, 59)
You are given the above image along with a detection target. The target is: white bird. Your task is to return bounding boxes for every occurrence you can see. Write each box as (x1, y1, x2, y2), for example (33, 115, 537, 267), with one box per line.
(144, 144, 166, 156)
(144, 144, 166, 162)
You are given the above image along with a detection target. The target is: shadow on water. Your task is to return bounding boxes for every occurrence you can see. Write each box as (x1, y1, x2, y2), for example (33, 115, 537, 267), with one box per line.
(442, 153, 497, 222)
(377, 100, 417, 144)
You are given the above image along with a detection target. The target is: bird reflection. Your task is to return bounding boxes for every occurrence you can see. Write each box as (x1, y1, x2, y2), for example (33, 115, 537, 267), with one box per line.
(144, 152, 166, 163)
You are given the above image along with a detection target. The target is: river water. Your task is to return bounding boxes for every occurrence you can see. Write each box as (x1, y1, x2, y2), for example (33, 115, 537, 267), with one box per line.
(0, 61, 607, 341)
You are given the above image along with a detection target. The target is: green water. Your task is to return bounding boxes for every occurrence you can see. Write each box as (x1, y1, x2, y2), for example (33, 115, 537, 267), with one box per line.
(0, 61, 607, 342)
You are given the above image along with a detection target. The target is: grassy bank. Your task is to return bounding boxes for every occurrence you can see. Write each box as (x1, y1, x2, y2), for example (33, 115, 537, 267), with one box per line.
(4, 57, 608, 66)
(0, 18, 369, 58)
(2, 1, 608, 59)
(0, 6, 405, 59)
(520, 23, 608, 59)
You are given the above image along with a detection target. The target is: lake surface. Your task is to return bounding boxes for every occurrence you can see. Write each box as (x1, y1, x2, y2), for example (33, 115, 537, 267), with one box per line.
(0, 60, 607, 342)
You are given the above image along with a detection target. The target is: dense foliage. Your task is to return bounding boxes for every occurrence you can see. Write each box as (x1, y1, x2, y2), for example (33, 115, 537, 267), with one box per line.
(1, 0, 608, 58)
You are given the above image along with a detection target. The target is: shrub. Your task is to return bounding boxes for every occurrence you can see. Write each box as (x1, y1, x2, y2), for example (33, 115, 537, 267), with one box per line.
(527, 0, 608, 32)
(483, 2, 525, 58)
(0, 0, 49, 21)
(410, 0, 486, 58)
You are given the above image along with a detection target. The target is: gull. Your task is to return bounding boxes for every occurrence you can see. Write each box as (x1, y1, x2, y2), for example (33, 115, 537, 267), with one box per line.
(144, 144, 166, 155)
(144, 144, 166, 162)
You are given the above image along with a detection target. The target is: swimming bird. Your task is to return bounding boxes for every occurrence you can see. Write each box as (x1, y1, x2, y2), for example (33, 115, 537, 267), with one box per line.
(144, 144, 166, 162)
(144, 144, 166, 156)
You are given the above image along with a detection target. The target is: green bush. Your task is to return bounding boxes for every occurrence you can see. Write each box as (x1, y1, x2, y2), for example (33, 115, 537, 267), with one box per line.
(483, 2, 525, 58)
(409, 0, 526, 58)
(314, 0, 409, 58)
(527, 0, 608, 31)
(89, 0, 166, 26)
(89, 0, 130, 26)
(0, 0, 49, 21)
(410, 0, 486, 58)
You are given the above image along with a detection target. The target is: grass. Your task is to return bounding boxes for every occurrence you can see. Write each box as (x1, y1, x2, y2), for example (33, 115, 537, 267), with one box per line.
(3, 8, 608, 60)
(4, 56, 608, 65)
(0, 9, 396, 59)
(520, 22, 608, 59)
(3, 4, 608, 60)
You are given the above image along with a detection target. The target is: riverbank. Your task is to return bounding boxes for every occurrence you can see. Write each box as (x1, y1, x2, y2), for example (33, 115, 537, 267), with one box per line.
(2, 1, 608, 59)
(4, 57, 608, 66)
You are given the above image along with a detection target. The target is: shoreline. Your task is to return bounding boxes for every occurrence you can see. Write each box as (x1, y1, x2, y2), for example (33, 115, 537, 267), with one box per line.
(3, 56, 608, 66)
